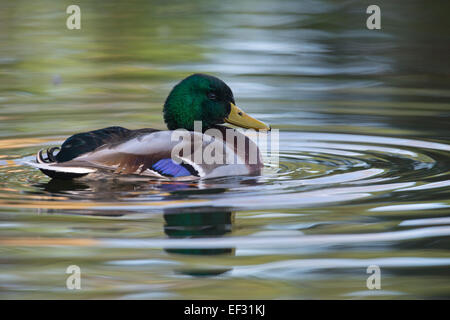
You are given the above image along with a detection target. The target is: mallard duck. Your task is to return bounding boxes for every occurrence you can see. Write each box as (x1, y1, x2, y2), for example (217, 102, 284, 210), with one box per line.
(29, 74, 270, 180)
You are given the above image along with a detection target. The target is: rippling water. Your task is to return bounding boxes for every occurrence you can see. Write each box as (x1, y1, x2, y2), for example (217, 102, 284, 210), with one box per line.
(1, 0, 449, 299)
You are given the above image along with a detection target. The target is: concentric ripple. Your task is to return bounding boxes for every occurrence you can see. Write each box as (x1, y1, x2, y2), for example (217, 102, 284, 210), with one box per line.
(1, 132, 450, 299)
(1, 131, 449, 212)
(273, 132, 450, 188)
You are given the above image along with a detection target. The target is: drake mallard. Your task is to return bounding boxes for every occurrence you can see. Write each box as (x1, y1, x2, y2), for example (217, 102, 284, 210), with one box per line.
(29, 74, 270, 180)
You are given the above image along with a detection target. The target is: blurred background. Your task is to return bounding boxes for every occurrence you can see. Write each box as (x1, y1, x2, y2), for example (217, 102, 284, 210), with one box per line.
(0, 0, 449, 299)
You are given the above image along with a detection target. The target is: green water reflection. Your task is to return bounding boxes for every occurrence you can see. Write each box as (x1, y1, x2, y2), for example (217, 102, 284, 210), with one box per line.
(0, 0, 449, 299)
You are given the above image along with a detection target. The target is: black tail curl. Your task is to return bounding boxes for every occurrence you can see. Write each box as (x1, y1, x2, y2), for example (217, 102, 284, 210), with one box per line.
(36, 147, 60, 164)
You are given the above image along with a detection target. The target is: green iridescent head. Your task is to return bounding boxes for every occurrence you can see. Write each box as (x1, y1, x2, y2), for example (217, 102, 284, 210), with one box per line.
(163, 73, 269, 131)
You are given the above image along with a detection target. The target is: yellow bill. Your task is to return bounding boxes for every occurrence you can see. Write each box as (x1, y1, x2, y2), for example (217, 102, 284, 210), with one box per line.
(225, 103, 270, 130)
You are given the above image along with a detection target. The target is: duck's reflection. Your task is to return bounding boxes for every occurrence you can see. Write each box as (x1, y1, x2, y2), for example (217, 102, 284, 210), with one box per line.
(32, 177, 261, 276)
(163, 207, 235, 276)
(163, 207, 233, 256)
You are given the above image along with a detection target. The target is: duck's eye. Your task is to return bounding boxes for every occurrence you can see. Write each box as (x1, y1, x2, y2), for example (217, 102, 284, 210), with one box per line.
(207, 92, 217, 100)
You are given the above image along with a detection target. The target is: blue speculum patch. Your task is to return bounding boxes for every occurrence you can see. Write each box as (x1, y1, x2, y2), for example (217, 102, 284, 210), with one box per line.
(152, 158, 191, 177)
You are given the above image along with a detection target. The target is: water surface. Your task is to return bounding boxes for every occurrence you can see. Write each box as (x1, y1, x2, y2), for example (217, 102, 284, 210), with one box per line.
(0, 0, 449, 299)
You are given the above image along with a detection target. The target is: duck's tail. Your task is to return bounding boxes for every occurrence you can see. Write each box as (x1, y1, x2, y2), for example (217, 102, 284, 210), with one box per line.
(36, 147, 60, 164)
(29, 147, 95, 179)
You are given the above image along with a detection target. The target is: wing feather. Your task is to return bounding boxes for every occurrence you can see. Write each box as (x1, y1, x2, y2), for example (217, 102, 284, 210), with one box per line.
(56, 131, 204, 177)
(31, 127, 263, 180)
